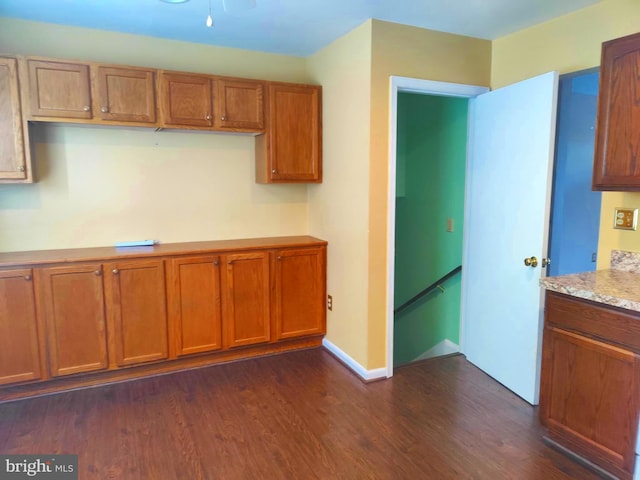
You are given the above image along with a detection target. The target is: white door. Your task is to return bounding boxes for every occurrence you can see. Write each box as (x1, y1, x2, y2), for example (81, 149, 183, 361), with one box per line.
(461, 71, 559, 405)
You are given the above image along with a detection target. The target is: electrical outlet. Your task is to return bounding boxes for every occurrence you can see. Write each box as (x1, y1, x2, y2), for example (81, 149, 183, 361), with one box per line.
(327, 295, 333, 311)
(614, 207, 638, 230)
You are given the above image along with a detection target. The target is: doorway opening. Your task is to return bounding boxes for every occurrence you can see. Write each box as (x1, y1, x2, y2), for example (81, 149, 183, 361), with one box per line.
(548, 68, 601, 276)
(393, 92, 469, 367)
(386, 77, 488, 377)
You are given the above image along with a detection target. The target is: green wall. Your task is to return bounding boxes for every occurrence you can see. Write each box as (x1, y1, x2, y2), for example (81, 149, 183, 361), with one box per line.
(394, 93, 468, 366)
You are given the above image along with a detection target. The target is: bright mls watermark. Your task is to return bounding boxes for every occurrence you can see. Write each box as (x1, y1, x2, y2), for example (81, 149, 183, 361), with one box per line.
(0, 455, 77, 479)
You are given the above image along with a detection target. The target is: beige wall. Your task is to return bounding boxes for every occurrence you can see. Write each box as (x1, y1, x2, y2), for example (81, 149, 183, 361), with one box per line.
(367, 21, 491, 368)
(491, 0, 640, 269)
(0, 18, 310, 252)
(306, 19, 491, 370)
(306, 21, 373, 367)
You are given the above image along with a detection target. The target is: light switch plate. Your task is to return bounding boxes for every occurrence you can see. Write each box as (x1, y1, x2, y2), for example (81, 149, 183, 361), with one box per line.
(614, 208, 638, 230)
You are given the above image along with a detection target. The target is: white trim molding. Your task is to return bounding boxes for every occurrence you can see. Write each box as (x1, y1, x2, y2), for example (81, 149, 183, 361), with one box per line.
(323, 339, 387, 382)
(386, 76, 489, 379)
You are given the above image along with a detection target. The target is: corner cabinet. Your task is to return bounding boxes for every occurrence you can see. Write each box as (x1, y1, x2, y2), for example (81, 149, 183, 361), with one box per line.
(256, 83, 322, 183)
(540, 291, 640, 480)
(593, 32, 640, 191)
(0, 237, 327, 402)
(0, 57, 30, 182)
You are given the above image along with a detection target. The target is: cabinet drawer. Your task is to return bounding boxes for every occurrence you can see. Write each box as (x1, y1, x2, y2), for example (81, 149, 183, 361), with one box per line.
(545, 291, 640, 353)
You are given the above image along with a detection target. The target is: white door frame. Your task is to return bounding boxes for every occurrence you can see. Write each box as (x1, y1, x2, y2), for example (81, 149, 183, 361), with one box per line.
(386, 76, 489, 378)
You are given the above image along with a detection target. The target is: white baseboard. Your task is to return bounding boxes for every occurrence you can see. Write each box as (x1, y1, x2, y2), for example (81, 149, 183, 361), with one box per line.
(411, 339, 460, 363)
(322, 338, 388, 381)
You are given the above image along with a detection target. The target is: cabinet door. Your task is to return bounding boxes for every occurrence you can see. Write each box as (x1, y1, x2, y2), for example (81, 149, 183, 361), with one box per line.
(257, 83, 322, 183)
(274, 247, 326, 340)
(38, 264, 109, 377)
(216, 78, 264, 131)
(540, 326, 640, 478)
(222, 252, 270, 348)
(104, 259, 169, 367)
(169, 255, 222, 356)
(160, 72, 213, 127)
(0, 58, 27, 180)
(96, 66, 157, 124)
(0, 269, 43, 385)
(27, 59, 92, 119)
(593, 32, 640, 190)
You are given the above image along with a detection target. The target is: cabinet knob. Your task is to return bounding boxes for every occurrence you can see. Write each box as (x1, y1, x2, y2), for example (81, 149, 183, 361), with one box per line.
(83, 106, 90, 112)
(205, 114, 212, 121)
(24, 274, 32, 281)
(213, 260, 219, 266)
(112, 268, 119, 275)
(221, 115, 226, 121)
(95, 269, 102, 276)
(277, 256, 281, 261)
(18, 165, 25, 172)
(101, 106, 109, 113)
(272, 169, 278, 174)
(227, 260, 233, 265)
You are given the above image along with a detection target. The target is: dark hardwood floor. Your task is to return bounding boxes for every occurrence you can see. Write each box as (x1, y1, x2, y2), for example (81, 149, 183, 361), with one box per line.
(0, 348, 599, 479)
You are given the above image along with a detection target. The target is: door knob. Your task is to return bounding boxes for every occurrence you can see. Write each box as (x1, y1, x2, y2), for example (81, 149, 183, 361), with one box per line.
(523, 256, 538, 267)
(541, 258, 551, 268)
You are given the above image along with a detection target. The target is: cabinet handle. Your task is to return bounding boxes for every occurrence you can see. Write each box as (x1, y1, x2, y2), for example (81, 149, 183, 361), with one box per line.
(101, 106, 109, 113)
(205, 114, 212, 120)
(18, 165, 25, 172)
(112, 268, 119, 275)
(24, 274, 32, 281)
(83, 106, 90, 112)
(95, 269, 102, 276)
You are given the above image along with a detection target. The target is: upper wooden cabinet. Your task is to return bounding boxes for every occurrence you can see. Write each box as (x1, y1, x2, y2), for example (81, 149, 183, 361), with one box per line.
(256, 83, 322, 183)
(160, 72, 214, 128)
(12, 54, 322, 184)
(216, 78, 264, 131)
(27, 59, 92, 119)
(593, 32, 640, 190)
(0, 57, 30, 182)
(95, 66, 157, 124)
(0, 269, 43, 386)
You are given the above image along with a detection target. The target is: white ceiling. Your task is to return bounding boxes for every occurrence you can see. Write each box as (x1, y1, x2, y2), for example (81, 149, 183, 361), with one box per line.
(0, 0, 601, 56)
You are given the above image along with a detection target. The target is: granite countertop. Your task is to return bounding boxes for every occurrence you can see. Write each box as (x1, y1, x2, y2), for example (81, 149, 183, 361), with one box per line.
(540, 250, 640, 312)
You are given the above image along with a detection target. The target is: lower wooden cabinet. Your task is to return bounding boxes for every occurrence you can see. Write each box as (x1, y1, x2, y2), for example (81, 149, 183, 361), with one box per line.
(0, 237, 327, 400)
(168, 255, 222, 356)
(540, 292, 640, 480)
(0, 269, 42, 385)
(274, 247, 326, 340)
(222, 251, 271, 348)
(38, 264, 108, 376)
(104, 259, 169, 367)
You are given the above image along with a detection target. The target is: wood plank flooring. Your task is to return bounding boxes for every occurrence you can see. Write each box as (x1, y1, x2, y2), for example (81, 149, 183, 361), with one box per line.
(0, 348, 600, 479)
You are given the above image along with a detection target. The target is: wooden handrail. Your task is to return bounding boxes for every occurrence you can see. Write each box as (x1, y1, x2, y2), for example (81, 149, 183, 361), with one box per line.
(394, 265, 462, 316)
